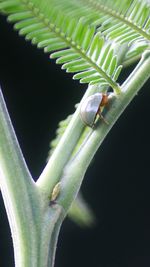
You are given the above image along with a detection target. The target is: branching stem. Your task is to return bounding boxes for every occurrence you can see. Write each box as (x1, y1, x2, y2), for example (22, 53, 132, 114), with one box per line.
(54, 50, 150, 211)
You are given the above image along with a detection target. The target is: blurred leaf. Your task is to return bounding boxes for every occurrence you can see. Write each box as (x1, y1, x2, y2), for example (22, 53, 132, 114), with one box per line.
(68, 193, 96, 227)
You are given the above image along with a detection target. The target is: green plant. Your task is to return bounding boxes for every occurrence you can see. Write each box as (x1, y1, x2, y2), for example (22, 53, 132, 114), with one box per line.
(0, 0, 150, 266)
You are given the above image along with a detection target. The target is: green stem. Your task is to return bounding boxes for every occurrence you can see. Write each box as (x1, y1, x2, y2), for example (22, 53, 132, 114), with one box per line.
(0, 86, 66, 267)
(57, 50, 150, 211)
(37, 204, 65, 267)
(0, 29, 148, 267)
(0, 87, 41, 266)
(36, 84, 100, 195)
(0, 43, 127, 267)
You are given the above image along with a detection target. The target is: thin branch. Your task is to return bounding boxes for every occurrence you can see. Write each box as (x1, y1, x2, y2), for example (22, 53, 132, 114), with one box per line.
(0, 87, 40, 267)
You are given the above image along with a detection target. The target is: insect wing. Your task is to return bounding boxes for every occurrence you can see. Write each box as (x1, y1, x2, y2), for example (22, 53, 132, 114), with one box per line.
(80, 93, 103, 127)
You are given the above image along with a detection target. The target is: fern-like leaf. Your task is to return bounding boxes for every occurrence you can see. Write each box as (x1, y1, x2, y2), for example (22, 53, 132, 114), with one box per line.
(0, 0, 122, 92)
(44, 0, 150, 64)
(44, 0, 150, 45)
(53, 0, 150, 65)
(79, 0, 150, 45)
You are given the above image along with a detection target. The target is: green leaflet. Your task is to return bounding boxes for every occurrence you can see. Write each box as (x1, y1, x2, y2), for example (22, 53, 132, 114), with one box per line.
(0, 0, 122, 92)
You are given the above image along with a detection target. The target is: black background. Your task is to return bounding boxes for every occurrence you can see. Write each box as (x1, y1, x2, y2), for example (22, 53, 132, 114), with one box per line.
(0, 15, 150, 267)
